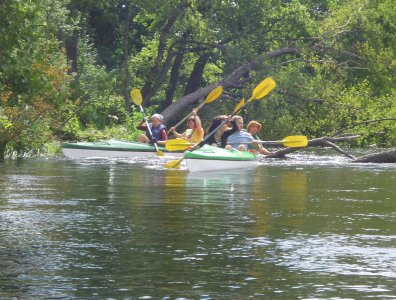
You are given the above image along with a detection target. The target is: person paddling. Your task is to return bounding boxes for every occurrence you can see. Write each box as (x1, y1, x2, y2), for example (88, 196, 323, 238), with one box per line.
(200, 115, 230, 146)
(169, 109, 204, 143)
(137, 113, 168, 146)
(247, 120, 273, 155)
(220, 115, 254, 151)
(220, 116, 273, 155)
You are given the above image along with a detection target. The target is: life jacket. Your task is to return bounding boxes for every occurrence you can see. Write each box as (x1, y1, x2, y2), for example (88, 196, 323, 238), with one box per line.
(227, 130, 254, 149)
(147, 123, 167, 142)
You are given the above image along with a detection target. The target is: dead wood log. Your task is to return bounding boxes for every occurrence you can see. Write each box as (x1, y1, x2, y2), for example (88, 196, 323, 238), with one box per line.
(264, 134, 395, 163)
(266, 135, 360, 159)
(352, 149, 396, 163)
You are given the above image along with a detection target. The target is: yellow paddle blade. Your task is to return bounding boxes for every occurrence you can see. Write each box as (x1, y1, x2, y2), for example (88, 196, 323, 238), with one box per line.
(130, 88, 143, 106)
(250, 77, 276, 101)
(165, 157, 184, 169)
(204, 86, 223, 104)
(233, 98, 245, 114)
(277, 135, 308, 147)
(156, 149, 165, 156)
(165, 139, 196, 151)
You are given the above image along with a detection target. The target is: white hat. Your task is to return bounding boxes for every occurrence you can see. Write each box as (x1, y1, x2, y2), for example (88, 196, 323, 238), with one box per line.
(151, 113, 163, 121)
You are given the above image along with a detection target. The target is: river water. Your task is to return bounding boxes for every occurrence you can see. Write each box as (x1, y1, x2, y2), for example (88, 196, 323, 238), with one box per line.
(0, 150, 395, 299)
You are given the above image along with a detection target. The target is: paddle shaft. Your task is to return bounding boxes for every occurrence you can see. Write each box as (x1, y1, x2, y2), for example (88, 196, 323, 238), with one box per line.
(138, 105, 162, 153)
(257, 139, 302, 143)
(168, 101, 205, 134)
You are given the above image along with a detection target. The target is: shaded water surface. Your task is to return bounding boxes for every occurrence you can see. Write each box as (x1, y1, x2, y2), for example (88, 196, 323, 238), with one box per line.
(0, 152, 395, 299)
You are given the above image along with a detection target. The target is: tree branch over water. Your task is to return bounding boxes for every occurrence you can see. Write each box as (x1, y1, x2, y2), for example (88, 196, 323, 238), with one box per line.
(266, 134, 396, 163)
(332, 118, 396, 136)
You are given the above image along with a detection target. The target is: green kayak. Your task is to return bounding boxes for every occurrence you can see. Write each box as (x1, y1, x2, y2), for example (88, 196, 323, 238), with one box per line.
(184, 145, 258, 172)
(61, 139, 183, 158)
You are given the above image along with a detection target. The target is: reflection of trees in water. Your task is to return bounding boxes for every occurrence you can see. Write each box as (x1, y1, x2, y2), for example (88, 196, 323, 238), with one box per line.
(250, 168, 308, 236)
(163, 170, 187, 204)
(281, 171, 308, 211)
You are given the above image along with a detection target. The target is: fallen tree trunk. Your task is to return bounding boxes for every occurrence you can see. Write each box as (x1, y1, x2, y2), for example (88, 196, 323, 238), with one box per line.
(160, 46, 298, 125)
(352, 149, 396, 163)
(267, 135, 360, 159)
(265, 134, 395, 163)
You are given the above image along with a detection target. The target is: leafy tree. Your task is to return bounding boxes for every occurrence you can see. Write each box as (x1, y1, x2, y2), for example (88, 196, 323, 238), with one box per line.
(0, 0, 72, 158)
(2, 0, 395, 154)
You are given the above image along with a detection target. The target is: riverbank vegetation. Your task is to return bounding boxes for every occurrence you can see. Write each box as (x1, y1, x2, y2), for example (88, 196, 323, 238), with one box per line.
(1, 0, 395, 158)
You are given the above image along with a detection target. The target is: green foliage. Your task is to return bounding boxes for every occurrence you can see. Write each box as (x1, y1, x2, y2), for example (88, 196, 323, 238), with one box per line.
(0, 0, 73, 158)
(1, 0, 395, 158)
(69, 36, 128, 129)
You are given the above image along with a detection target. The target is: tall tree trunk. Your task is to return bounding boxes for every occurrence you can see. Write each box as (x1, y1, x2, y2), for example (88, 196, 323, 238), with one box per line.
(141, 2, 188, 106)
(66, 29, 79, 73)
(141, 50, 176, 107)
(162, 51, 184, 110)
(184, 53, 210, 95)
(123, 0, 132, 113)
(0, 142, 6, 159)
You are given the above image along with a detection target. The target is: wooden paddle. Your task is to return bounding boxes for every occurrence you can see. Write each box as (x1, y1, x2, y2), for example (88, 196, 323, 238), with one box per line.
(130, 88, 165, 156)
(164, 77, 277, 168)
(255, 135, 308, 147)
(167, 86, 223, 135)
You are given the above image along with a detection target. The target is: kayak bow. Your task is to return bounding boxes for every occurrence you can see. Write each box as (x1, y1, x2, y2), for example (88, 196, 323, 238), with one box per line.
(183, 145, 258, 172)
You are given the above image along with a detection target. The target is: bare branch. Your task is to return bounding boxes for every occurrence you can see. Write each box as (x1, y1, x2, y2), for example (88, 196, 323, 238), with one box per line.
(333, 118, 396, 136)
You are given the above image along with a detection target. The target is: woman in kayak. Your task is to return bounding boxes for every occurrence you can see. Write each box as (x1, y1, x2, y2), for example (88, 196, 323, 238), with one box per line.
(201, 115, 230, 146)
(169, 109, 204, 143)
(137, 113, 168, 146)
(246, 120, 273, 155)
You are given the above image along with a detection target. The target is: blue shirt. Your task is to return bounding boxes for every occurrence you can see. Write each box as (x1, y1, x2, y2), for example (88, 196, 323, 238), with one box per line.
(227, 129, 254, 149)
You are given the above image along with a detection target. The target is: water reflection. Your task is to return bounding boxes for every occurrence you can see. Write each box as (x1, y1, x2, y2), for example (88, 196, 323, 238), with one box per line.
(184, 169, 256, 203)
(0, 157, 395, 299)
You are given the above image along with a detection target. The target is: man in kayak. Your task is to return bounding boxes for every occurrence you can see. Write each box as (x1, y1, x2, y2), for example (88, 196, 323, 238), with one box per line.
(221, 116, 273, 155)
(246, 120, 273, 155)
(220, 115, 252, 150)
(168, 109, 204, 143)
(137, 113, 168, 146)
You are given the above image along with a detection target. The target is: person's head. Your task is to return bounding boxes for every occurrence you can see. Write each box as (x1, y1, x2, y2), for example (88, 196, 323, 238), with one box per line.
(207, 115, 229, 141)
(207, 115, 227, 132)
(247, 120, 262, 134)
(187, 115, 197, 129)
(151, 113, 163, 127)
(233, 115, 244, 131)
